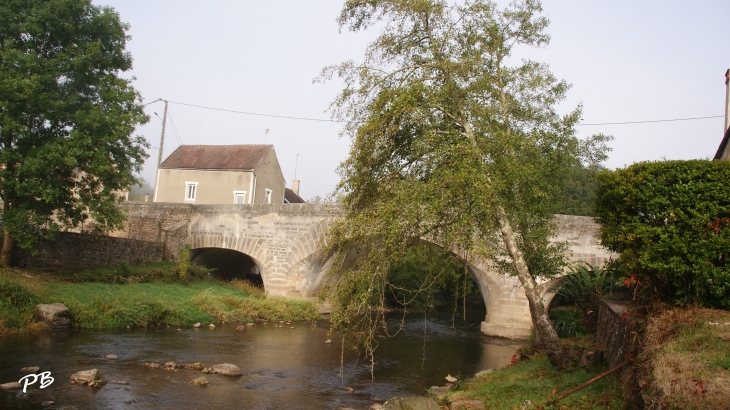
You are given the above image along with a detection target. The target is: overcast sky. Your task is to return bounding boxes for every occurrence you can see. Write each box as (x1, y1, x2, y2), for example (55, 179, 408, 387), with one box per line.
(96, 1, 730, 201)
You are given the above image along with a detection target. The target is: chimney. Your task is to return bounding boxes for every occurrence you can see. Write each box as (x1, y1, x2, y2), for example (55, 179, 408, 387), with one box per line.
(291, 179, 300, 196)
(725, 69, 730, 133)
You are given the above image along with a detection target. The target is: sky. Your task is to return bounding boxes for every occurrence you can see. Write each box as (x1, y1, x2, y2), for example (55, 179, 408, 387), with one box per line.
(96, 0, 730, 201)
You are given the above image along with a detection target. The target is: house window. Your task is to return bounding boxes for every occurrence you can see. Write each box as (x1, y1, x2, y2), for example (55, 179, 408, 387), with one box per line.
(185, 182, 198, 201)
(264, 189, 272, 204)
(233, 191, 247, 204)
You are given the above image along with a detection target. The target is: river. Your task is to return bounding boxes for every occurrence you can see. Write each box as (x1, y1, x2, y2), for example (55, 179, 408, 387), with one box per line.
(0, 306, 521, 409)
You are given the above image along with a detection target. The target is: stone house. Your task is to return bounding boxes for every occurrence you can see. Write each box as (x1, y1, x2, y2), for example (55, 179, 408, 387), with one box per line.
(154, 145, 286, 204)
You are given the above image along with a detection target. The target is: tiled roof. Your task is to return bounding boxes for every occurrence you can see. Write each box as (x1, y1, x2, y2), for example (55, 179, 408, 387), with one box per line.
(160, 145, 272, 170)
(284, 188, 305, 203)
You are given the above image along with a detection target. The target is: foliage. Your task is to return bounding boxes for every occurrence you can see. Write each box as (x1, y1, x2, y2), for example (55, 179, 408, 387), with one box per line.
(386, 242, 477, 311)
(226, 279, 266, 299)
(178, 244, 192, 279)
(318, 0, 611, 369)
(553, 163, 604, 216)
(442, 355, 623, 409)
(0, 277, 41, 333)
(553, 263, 619, 333)
(549, 306, 587, 338)
(0, 0, 149, 264)
(596, 160, 730, 308)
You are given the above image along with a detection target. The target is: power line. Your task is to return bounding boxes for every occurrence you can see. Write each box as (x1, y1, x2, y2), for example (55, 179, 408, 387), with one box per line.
(167, 100, 338, 123)
(166, 109, 184, 146)
(149, 98, 725, 126)
(576, 115, 723, 126)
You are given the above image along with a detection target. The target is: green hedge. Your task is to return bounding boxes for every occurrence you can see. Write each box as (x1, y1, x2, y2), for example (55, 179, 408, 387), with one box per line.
(596, 160, 730, 308)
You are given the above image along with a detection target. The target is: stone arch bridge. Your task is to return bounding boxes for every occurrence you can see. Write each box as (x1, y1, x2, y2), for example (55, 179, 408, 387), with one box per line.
(117, 202, 614, 339)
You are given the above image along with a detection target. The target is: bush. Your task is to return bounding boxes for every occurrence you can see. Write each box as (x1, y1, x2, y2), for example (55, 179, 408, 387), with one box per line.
(596, 160, 730, 308)
(178, 244, 191, 279)
(553, 264, 618, 333)
(0, 278, 40, 334)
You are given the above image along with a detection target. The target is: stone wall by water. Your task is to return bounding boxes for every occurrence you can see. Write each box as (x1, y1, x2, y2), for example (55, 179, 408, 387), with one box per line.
(12, 232, 164, 270)
(597, 299, 629, 367)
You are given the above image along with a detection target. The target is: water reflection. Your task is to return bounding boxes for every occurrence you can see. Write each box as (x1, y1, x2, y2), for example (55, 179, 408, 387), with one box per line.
(0, 310, 521, 409)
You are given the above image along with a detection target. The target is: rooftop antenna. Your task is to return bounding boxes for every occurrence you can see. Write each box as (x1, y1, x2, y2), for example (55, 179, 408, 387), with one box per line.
(265, 128, 269, 144)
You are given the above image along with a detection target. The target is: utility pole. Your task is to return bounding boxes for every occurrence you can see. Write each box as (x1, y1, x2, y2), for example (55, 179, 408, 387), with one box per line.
(157, 100, 168, 168)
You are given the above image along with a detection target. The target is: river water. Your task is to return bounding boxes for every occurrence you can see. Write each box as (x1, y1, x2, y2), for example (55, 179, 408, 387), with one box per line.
(0, 307, 521, 409)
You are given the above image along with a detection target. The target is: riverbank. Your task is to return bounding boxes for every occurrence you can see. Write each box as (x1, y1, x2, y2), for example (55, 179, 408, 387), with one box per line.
(0, 264, 320, 336)
(436, 306, 730, 410)
(440, 349, 624, 409)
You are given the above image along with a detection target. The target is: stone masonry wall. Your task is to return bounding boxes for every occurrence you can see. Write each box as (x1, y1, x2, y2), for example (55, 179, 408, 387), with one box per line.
(112, 202, 194, 261)
(14, 232, 163, 270)
(597, 299, 629, 367)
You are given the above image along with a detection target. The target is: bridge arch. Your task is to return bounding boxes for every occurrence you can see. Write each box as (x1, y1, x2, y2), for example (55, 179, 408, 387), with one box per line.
(190, 248, 264, 286)
(118, 203, 615, 339)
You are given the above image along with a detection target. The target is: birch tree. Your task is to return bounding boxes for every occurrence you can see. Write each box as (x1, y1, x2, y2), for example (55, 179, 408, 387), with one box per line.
(319, 0, 610, 369)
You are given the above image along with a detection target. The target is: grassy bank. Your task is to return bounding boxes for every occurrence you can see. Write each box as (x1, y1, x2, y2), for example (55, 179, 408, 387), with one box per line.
(640, 307, 730, 409)
(0, 264, 319, 335)
(441, 350, 624, 409)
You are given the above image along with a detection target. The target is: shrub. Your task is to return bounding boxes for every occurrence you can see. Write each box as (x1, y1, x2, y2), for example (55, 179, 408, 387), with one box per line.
(596, 160, 730, 308)
(554, 263, 618, 333)
(0, 278, 40, 334)
(178, 244, 191, 279)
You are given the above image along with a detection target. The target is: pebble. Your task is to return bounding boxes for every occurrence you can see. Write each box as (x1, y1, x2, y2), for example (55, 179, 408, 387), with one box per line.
(325, 339, 332, 344)
(105, 355, 118, 360)
(208, 324, 215, 329)
(0, 382, 22, 390)
(191, 376, 209, 386)
(193, 323, 201, 328)
(20, 367, 40, 373)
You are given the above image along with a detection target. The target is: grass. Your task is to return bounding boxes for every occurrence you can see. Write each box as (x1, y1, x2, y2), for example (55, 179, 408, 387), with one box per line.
(550, 306, 588, 338)
(441, 353, 624, 409)
(0, 265, 320, 335)
(640, 307, 730, 409)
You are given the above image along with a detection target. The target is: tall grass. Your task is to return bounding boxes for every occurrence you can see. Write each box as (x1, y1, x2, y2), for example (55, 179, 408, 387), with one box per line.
(0, 267, 319, 334)
(642, 308, 730, 409)
(0, 277, 41, 334)
(550, 306, 588, 338)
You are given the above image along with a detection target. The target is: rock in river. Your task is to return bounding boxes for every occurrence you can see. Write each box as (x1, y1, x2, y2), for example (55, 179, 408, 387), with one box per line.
(0, 382, 22, 390)
(20, 367, 40, 373)
(208, 363, 242, 377)
(36, 303, 71, 329)
(191, 376, 209, 386)
(70, 369, 105, 387)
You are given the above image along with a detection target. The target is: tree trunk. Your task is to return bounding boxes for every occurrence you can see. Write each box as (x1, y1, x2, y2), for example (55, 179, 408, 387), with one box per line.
(495, 206, 566, 367)
(0, 230, 13, 268)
